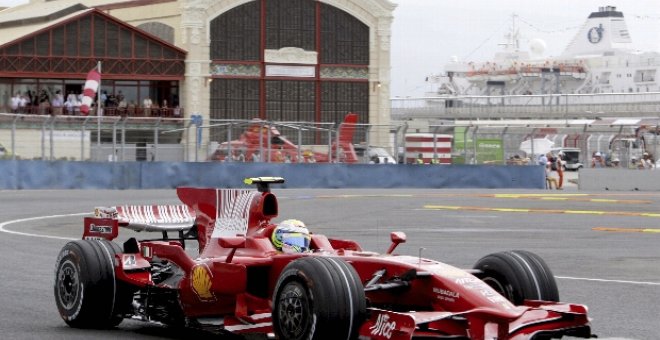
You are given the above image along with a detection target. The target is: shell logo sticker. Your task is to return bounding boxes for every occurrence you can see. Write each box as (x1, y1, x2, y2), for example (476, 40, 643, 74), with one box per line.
(191, 264, 215, 301)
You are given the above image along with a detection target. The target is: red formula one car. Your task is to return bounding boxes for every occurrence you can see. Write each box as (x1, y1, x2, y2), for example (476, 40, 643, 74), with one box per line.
(54, 177, 594, 339)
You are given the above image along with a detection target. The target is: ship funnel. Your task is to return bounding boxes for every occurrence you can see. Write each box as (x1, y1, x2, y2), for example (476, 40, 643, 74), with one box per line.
(561, 6, 632, 57)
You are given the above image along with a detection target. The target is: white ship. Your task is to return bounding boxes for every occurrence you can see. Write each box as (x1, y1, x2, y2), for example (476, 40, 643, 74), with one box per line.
(427, 6, 660, 97)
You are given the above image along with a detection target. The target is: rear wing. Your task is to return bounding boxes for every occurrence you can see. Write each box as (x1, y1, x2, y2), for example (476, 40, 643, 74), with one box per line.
(83, 205, 196, 241)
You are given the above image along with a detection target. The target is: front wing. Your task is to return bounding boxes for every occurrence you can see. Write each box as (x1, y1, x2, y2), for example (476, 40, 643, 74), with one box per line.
(359, 303, 591, 340)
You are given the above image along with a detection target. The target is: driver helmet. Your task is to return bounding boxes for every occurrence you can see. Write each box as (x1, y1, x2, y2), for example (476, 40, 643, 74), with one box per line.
(271, 219, 311, 253)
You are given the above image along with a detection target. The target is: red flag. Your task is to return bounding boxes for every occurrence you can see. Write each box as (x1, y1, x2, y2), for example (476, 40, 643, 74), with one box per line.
(80, 69, 101, 115)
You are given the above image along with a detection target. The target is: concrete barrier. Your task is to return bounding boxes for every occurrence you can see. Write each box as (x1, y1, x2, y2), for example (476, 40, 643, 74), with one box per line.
(0, 160, 545, 190)
(579, 168, 660, 191)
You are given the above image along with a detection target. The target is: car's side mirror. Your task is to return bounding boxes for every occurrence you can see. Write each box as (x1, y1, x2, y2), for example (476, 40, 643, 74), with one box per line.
(386, 231, 406, 254)
(218, 236, 246, 263)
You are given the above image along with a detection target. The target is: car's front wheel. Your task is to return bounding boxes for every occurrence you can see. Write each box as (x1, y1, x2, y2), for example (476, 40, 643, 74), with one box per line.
(272, 257, 366, 340)
(54, 240, 132, 328)
(473, 250, 559, 305)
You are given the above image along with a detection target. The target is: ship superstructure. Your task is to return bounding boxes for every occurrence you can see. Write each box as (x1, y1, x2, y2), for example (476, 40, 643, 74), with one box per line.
(428, 6, 660, 98)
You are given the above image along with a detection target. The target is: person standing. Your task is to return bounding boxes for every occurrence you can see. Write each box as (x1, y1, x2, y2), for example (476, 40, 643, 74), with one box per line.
(10, 92, 20, 113)
(537, 153, 548, 166)
(641, 152, 655, 169)
(591, 152, 605, 168)
(545, 161, 559, 189)
(555, 152, 564, 189)
(51, 90, 64, 115)
(143, 97, 153, 116)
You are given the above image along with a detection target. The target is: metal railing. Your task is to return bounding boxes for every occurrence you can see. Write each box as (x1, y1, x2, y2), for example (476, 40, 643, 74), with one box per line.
(2, 111, 657, 167)
(0, 113, 404, 164)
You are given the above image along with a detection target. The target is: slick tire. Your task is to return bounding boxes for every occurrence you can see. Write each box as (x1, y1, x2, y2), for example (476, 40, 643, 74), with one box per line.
(272, 257, 366, 340)
(473, 250, 559, 305)
(54, 240, 132, 328)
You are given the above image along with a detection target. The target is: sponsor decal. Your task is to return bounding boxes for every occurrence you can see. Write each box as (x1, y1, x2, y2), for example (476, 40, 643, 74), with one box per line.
(89, 223, 113, 234)
(83, 236, 104, 241)
(478, 143, 501, 149)
(455, 277, 512, 308)
(191, 264, 215, 301)
(369, 313, 396, 339)
(433, 287, 460, 302)
(122, 254, 137, 267)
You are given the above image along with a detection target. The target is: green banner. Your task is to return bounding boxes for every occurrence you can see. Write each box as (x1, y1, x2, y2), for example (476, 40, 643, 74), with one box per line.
(476, 139, 504, 164)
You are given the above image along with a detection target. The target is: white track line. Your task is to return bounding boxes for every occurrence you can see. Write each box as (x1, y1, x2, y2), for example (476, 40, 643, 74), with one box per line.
(2, 214, 660, 287)
(556, 276, 660, 286)
(0, 213, 87, 240)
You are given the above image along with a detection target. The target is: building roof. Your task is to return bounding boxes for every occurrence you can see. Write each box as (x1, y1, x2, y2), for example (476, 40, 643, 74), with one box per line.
(0, 1, 186, 79)
(0, 8, 88, 47)
(0, 0, 137, 46)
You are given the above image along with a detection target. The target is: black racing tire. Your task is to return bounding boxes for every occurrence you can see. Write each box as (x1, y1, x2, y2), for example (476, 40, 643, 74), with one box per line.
(473, 250, 559, 305)
(272, 257, 366, 340)
(54, 240, 133, 328)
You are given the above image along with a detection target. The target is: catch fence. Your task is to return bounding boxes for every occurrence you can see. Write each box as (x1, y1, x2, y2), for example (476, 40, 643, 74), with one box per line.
(0, 113, 404, 164)
(1, 112, 658, 167)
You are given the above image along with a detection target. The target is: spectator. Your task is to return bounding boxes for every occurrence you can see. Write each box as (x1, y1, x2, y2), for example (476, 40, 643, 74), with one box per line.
(127, 100, 137, 115)
(591, 152, 605, 168)
(641, 152, 655, 169)
(19, 94, 28, 113)
(415, 153, 424, 164)
(610, 158, 621, 168)
(10, 92, 20, 113)
(369, 156, 380, 164)
(629, 157, 641, 169)
(237, 150, 246, 162)
(537, 153, 548, 166)
(51, 90, 64, 115)
(108, 149, 118, 162)
(304, 150, 316, 163)
(38, 89, 50, 114)
(117, 97, 128, 110)
(64, 96, 73, 114)
(274, 147, 284, 162)
(66, 91, 76, 104)
(546, 162, 559, 189)
(143, 97, 153, 116)
(251, 150, 261, 162)
(100, 90, 108, 107)
(555, 152, 564, 189)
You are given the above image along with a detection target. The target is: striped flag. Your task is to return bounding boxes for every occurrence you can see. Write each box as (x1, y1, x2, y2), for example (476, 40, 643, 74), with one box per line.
(80, 69, 101, 115)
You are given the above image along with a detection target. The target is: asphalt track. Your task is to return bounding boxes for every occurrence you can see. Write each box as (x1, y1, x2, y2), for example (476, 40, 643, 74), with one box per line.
(1, 188, 659, 340)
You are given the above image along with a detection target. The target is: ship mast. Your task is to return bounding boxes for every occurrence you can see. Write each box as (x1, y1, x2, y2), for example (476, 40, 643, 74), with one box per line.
(499, 14, 520, 53)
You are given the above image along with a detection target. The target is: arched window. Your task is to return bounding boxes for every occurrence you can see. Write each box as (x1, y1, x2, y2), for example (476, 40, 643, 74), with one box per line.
(209, 0, 369, 144)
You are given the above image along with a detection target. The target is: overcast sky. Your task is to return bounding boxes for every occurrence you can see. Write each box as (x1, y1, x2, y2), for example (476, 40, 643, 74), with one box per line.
(1, 0, 659, 97)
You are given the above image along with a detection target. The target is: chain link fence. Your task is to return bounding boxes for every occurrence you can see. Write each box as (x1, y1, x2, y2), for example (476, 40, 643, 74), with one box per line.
(2, 112, 658, 167)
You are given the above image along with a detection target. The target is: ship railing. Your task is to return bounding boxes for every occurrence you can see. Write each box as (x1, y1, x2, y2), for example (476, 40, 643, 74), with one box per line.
(391, 92, 660, 120)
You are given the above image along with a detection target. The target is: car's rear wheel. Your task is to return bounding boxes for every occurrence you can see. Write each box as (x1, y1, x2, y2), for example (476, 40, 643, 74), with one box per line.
(473, 250, 559, 305)
(54, 240, 132, 328)
(272, 257, 366, 340)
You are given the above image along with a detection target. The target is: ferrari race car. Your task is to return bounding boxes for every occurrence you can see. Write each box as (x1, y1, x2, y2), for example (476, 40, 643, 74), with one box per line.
(54, 177, 594, 339)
